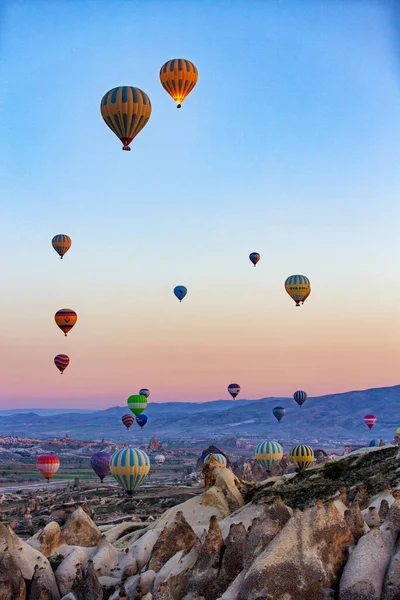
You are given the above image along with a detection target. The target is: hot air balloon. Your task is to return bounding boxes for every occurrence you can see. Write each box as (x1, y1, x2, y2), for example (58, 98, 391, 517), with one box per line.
(127, 394, 148, 417)
(52, 234, 71, 259)
(154, 454, 165, 467)
(55, 309, 77, 336)
(293, 390, 307, 408)
(364, 414, 376, 430)
(90, 451, 111, 482)
(290, 445, 314, 470)
(228, 383, 241, 399)
(122, 414, 135, 430)
(54, 354, 70, 374)
(369, 439, 381, 447)
(273, 407, 286, 423)
(136, 414, 148, 429)
(36, 455, 60, 482)
(249, 252, 260, 267)
(139, 388, 150, 399)
(100, 86, 152, 151)
(160, 59, 198, 108)
(285, 275, 311, 306)
(204, 453, 227, 467)
(110, 447, 150, 494)
(396, 428, 400, 437)
(255, 441, 283, 472)
(174, 286, 187, 302)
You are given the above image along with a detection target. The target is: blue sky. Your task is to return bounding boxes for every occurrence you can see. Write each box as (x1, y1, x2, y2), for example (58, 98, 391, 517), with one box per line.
(1, 0, 400, 407)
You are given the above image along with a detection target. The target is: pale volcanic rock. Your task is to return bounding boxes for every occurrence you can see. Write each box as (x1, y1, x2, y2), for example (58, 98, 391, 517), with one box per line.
(104, 520, 141, 544)
(71, 560, 103, 600)
(148, 511, 198, 573)
(382, 539, 400, 600)
(0, 553, 26, 600)
(29, 564, 57, 600)
(91, 536, 119, 577)
(238, 501, 352, 600)
(129, 529, 161, 570)
(153, 543, 200, 599)
(364, 506, 382, 528)
(218, 522, 246, 591)
(28, 522, 63, 557)
(61, 507, 101, 547)
(344, 504, 368, 542)
(55, 546, 95, 596)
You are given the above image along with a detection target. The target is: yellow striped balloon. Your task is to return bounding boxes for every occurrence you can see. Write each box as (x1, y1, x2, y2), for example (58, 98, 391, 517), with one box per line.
(396, 428, 400, 437)
(54, 309, 77, 336)
(255, 441, 283, 472)
(100, 86, 152, 151)
(285, 275, 311, 306)
(110, 447, 150, 494)
(290, 445, 314, 470)
(160, 59, 198, 108)
(52, 234, 71, 259)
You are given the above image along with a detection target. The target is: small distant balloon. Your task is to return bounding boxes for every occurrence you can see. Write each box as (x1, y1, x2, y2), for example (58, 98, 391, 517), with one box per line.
(249, 252, 260, 267)
(273, 406, 286, 422)
(139, 388, 150, 399)
(364, 414, 376, 430)
(160, 59, 198, 108)
(293, 390, 307, 408)
(122, 414, 135, 430)
(154, 454, 165, 467)
(290, 445, 314, 470)
(54, 309, 77, 337)
(54, 354, 70, 374)
(228, 383, 241, 399)
(136, 414, 148, 429)
(285, 275, 311, 306)
(36, 455, 60, 482)
(52, 234, 71, 259)
(174, 286, 187, 302)
(90, 451, 111, 482)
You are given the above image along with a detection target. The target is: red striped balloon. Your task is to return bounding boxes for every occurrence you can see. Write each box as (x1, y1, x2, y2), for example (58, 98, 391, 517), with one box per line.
(36, 455, 60, 482)
(54, 354, 70, 374)
(122, 414, 135, 429)
(364, 414, 376, 430)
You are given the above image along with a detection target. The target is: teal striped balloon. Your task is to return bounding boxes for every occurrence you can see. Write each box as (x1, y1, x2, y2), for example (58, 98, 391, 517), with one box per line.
(127, 394, 148, 417)
(110, 447, 150, 494)
(204, 453, 227, 467)
(255, 441, 283, 471)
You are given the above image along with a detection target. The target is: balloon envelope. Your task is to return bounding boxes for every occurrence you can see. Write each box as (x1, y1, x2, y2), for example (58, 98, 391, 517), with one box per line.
(36, 455, 60, 481)
(100, 86, 152, 151)
(90, 451, 111, 482)
(249, 252, 260, 266)
(55, 309, 77, 336)
(273, 407, 286, 422)
(154, 454, 165, 467)
(255, 441, 283, 471)
(139, 388, 150, 399)
(285, 275, 311, 306)
(396, 428, 400, 437)
(52, 234, 71, 259)
(136, 414, 148, 429)
(160, 59, 198, 108)
(174, 286, 187, 302)
(127, 394, 148, 417)
(369, 439, 380, 447)
(293, 390, 307, 408)
(364, 414, 376, 430)
(204, 453, 227, 467)
(228, 383, 241, 399)
(110, 447, 150, 494)
(290, 445, 314, 470)
(122, 414, 135, 430)
(54, 354, 69, 374)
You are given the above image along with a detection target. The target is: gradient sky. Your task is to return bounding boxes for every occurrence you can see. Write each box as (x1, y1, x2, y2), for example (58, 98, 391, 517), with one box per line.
(1, 0, 400, 408)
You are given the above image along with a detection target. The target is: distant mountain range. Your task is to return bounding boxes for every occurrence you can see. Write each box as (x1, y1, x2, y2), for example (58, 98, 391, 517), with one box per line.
(0, 385, 399, 448)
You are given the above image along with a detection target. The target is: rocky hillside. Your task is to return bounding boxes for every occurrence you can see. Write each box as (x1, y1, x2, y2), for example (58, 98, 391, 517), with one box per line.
(0, 445, 399, 599)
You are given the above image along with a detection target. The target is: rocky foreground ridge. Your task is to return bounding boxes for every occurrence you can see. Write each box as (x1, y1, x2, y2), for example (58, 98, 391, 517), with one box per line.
(0, 445, 399, 600)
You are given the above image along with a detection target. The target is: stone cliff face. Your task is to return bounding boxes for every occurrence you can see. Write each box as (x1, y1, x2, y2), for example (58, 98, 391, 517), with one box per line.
(0, 445, 399, 600)
(147, 436, 164, 452)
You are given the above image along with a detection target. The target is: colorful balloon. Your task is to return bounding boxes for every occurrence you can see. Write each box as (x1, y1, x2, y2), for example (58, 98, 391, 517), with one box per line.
(160, 59, 198, 108)
(285, 275, 311, 306)
(204, 453, 227, 467)
(54, 354, 70, 374)
(290, 445, 314, 470)
(154, 454, 165, 467)
(174, 286, 187, 302)
(55, 309, 77, 336)
(293, 390, 307, 408)
(52, 234, 71, 259)
(273, 406, 286, 422)
(139, 388, 150, 399)
(122, 414, 135, 430)
(396, 428, 400, 437)
(127, 394, 148, 417)
(228, 383, 241, 399)
(136, 414, 148, 429)
(110, 447, 150, 494)
(255, 441, 283, 472)
(364, 414, 376, 430)
(249, 252, 260, 267)
(90, 451, 111, 482)
(369, 439, 381, 447)
(100, 86, 152, 151)
(36, 455, 60, 482)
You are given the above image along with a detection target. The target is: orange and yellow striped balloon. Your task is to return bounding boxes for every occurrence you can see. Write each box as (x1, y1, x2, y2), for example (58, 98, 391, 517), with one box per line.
(160, 59, 198, 108)
(54, 309, 77, 336)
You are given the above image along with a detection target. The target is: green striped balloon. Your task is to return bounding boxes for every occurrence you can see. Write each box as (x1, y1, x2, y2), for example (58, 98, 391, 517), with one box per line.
(127, 394, 148, 417)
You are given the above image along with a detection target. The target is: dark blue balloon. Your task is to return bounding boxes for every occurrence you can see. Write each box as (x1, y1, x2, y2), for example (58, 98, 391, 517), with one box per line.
(293, 390, 307, 408)
(369, 439, 380, 447)
(136, 414, 148, 429)
(174, 285, 187, 302)
(273, 406, 286, 422)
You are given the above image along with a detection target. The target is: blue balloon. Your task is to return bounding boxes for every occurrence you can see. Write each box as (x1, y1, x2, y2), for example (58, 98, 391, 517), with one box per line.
(136, 414, 148, 429)
(174, 285, 187, 302)
(273, 406, 286, 422)
(293, 390, 307, 408)
(369, 439, 380, 447)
